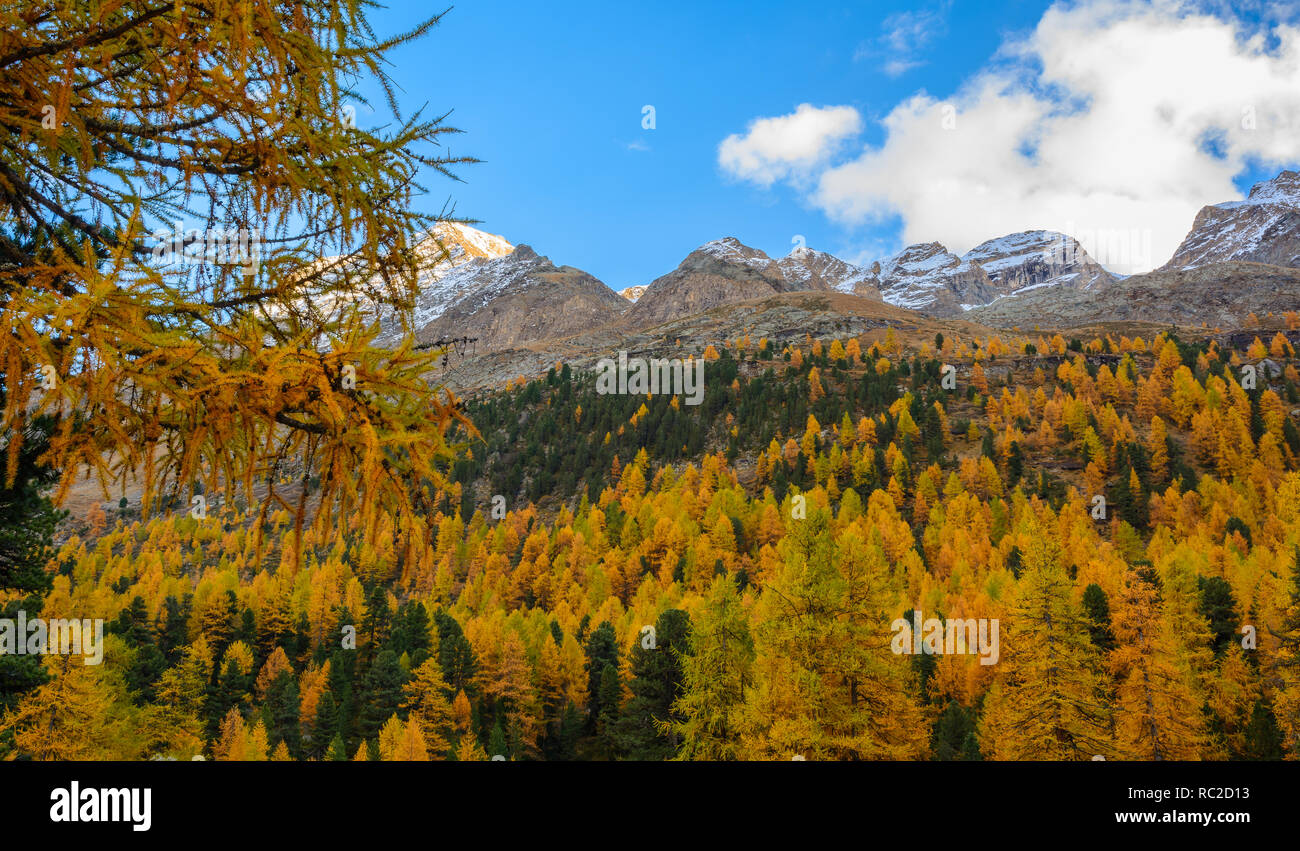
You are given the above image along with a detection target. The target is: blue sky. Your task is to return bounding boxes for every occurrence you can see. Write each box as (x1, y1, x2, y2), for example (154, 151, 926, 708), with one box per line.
(363, 0, 1300, 288)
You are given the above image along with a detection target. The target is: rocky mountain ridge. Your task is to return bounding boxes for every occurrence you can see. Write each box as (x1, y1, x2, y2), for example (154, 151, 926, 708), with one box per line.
(1160, 170, 1300, 271)
(352, 170, 1300, 385)
(388, 244, 629, 352)
(624, 238, 878, 329)
(865, 231, 1114, 317)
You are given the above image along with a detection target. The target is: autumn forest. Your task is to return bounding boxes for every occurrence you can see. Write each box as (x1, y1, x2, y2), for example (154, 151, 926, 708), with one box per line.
(6, 323, 1300, 762)
(2, 1, 1300, 780)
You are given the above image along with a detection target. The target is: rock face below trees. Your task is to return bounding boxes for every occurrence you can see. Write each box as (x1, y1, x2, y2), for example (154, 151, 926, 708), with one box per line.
(967, 261, 1300, 328)
(425, 290, 966, 395)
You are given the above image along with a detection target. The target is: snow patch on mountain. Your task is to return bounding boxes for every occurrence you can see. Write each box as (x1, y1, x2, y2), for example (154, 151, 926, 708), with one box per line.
(696, 237, 774, 269)
(368, 223, 515, 344)
(406, 248, 537, 331)
(1161, 171, 1300, 271)
(778, 245, 881, 297)
(1213, 170, 1300, 211)
(866, 230, 1112, 316)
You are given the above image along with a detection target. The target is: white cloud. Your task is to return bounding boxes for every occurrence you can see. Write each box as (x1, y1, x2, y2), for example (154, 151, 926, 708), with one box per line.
(882, 7, 946, 54)
(882, 58, 925, 78)
(856, 6, 948, 77)
(717, 104, 863, 187)
(730, 0, 1300, 274)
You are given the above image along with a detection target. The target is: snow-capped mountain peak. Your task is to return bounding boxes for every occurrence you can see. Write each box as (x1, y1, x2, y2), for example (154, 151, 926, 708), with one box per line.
(377, 241, 627, 351)
(410, 221, 514, 272)
(865, 231, 1112, 317)
(692, 237, 774, 269)
(962, 230, 1113, 295)
(1161, 170, 1300, 271)
(1213, 170, 1300, 211)
(871, 243, 992, 313)
(627, 237, 883, 329)
(403, 244, 541, 333)
(777, 245, 881, 298)
(688, 237, 881, 296)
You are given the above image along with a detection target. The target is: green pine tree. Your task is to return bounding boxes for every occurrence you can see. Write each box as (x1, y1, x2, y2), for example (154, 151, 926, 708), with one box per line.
(0, 411, 61, 736)
(1241, 698, 1284, 760)
(583, 621, 619, 733)
(263, 669, 302, 759)
(488, 719, 508, 759)
(357, 650, 408, 742)
(932, 700, 980, 761)
(595, 664, 621, 759)
(612, 609, 692, 760)
(434, 611, 478, 697)
(310, 690, 338, 760)
(1081, 583, 1116, 652)
(327, 733, 349, 761)
(669, 575, 755, 760)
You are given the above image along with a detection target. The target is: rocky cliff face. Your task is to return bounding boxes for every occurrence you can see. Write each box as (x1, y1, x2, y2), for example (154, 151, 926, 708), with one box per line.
(966, 170, 1300, 327)
(626, 237, 883, 329)
(871, 242, 997, 316)
(868, 231, 1112, 317)
(777, 246, 882, 300)
(409, 245, 629, 352)
(626, 238, 811, 328)
(967, 260, 1300, 329)
(1160, 170, 1300, 271)
(963, 230, 1113, 294)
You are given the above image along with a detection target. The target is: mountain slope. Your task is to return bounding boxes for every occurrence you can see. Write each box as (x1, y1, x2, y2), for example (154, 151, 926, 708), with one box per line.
(778, 246, 882, 299)
(410, 245, 628, 351)
(964, 230, 1113, 295)
(283, 221, 514, 332)
(966, 170, 1300, 327)
(626, 239, 787, 329)
(435, 289, 970, 394)
(872, 242, 996, 316)
(626, 238, 884, 329)
(968, 260, 1300, 328)
(1160, 170, 1300, 270)
(869, 231, 1113, 317)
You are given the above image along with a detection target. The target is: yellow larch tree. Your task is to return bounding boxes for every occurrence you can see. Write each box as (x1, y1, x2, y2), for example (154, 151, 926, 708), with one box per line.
(0, 653, 125, 760)
(402, 659, 456, 758)
(1110, 566, 1208, 759)
(979, 522, 1112, 760)
(0, 0, 476, 565)
(739, 512, 928, 760)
